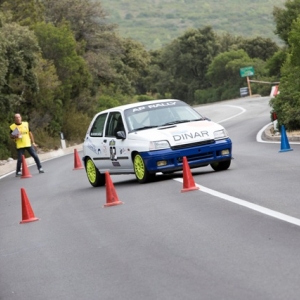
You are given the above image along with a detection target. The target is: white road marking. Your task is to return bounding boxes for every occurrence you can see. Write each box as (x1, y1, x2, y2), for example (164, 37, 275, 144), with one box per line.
(217, 105, 247, 124)
(174, 178, 300, 227)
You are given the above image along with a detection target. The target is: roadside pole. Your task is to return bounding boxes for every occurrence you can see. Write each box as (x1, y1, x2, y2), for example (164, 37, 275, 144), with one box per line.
(60, 132, 66, 149)
(246, 76, 252, 96)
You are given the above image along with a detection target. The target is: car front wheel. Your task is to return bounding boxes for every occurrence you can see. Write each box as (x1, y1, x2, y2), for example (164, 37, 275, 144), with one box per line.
(85, 158, 105, 187)
(210, 160, 231, 171)
(133, 153, 155, 183)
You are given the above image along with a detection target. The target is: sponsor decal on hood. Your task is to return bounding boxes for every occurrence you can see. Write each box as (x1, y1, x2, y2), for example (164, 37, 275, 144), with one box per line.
(128, 121, 223, 146)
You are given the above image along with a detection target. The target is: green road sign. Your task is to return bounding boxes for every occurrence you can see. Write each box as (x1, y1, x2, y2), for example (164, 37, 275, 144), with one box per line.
(240, 66, 254, 77)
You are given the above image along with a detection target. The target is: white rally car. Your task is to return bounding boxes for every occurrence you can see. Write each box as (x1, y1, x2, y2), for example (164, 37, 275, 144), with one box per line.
(82, 99, 232, 186)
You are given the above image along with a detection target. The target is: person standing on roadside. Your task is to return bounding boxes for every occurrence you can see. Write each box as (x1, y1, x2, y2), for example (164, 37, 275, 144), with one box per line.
(10, 113, 44, 177)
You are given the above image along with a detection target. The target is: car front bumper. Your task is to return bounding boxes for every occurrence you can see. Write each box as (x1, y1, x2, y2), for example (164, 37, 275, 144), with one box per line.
(139, 138, 232, 173)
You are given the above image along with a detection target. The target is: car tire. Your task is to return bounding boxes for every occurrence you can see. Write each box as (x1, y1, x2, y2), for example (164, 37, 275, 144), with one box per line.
(133, 153, 155, 183)
(85, 158, 105, 187)
(210, 160, 231, 171)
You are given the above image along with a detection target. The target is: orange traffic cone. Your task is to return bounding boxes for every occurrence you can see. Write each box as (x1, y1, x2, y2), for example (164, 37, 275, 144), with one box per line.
(181, 156, 199, 192)
(21, 155, 32, 178)
(73, 149, 84, 170)
(104, 172, 123, 207)
(20, 188, 40, 224)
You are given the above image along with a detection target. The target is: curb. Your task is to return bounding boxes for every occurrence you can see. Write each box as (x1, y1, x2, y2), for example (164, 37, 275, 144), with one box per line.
(0, 144, 83, 178)
(263, 125, 300, 142)
(262, 125, 281, 142)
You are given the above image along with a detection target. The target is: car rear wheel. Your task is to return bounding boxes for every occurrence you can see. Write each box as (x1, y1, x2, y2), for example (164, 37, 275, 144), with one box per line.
(85, 158, 105, 187)
(133, 153, 155, 183)
(210, 160, 231, 171)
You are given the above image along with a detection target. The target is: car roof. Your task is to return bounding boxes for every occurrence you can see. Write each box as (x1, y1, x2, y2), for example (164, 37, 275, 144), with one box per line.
(99, 99, 183, 114)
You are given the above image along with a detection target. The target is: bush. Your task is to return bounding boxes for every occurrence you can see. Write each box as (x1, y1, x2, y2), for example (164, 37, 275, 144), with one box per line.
(221, 86, 240, 100)
(34, 128, 62, 151)
(194, 88, 220, 104)
(0, 121, 14, 159)
(0, 146, 11, 160)
(135, 94, 155, 102)
(61, 108, 91, 144)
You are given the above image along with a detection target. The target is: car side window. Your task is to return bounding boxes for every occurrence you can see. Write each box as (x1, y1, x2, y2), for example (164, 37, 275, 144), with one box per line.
(105, 112, 124, 137)
(90, 113, 107, 137)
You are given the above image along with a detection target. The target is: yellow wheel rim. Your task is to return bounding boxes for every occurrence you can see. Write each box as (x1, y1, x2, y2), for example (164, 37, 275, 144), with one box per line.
(134, 154, 145, 180)
(86, 159, 96, 183)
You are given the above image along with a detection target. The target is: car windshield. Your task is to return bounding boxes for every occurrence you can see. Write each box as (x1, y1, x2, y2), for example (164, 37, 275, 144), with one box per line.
(124, 100, 204, 132)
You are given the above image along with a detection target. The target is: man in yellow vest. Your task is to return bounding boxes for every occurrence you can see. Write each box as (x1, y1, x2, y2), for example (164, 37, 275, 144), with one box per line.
(10, 113, 44, 177)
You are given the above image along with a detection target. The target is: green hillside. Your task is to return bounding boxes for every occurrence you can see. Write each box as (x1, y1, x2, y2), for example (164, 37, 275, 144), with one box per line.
(99, 0, 285, 49)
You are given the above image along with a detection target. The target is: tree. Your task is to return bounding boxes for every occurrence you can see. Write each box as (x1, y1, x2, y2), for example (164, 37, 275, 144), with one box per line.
(113, 38, 150, 95)
(42, 0, 115, 50)
(266, 49, 287, 78)
(29, 56, 63, 136)
(0, 32, 8, 94)
(205, 48, 271, 101)
(289, 17, 300, 66)
(42, 0, 130, 103)
(205, 49, 251, 100)
(240, 37, 280, 61)
(270, 17, 300, 130)
(0, 22, 40, 112)
(207, 50, 251, 87)
(142, 49, 166, 95)
(0, 0, 44, 27)
(0, 22, 40, 159)
(218, 32, 244, 53)
(273, 0, 300, 45)
(145, 26, 220, 103)
(34, 22, 91, 105)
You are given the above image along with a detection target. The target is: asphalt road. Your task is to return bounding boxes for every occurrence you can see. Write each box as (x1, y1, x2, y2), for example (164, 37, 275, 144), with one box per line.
(1, 96, 300, 300)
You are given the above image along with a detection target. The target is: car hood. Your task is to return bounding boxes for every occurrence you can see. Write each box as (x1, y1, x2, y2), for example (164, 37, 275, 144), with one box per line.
(128, 120, 227, 146)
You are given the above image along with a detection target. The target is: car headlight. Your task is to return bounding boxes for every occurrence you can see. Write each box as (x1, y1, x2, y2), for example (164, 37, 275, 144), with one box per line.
(149, 140, 170, 150)
(214, 129, 227, 139)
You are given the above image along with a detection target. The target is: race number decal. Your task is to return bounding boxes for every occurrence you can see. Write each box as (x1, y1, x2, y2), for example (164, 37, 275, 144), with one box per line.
(109, 140, 117, 161)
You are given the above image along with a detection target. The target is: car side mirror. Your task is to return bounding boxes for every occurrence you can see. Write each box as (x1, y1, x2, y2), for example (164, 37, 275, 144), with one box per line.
(116, 131, 126, 140)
